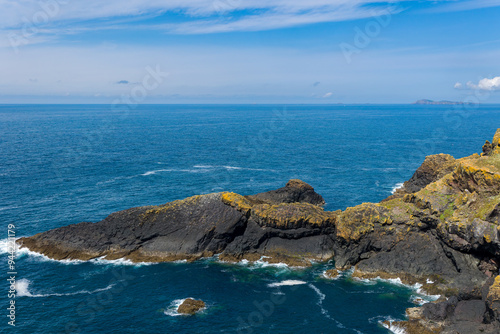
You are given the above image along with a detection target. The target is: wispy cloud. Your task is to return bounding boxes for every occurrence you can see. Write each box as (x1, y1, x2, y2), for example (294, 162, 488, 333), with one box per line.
(0, 0, 409, 38)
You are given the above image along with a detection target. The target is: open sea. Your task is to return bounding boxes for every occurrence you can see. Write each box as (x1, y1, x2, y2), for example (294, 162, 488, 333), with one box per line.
(1, 104, 499, 333)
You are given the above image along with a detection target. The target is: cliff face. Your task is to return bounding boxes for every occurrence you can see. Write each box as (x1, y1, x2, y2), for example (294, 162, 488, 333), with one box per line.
(18, 129, 500, 333)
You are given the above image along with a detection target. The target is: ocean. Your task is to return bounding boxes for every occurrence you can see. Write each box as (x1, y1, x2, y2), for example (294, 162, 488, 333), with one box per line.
(1, 104, 499, 333)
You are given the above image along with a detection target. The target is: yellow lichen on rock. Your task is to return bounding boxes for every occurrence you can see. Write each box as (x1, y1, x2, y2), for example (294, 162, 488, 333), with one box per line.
(221, 192, 253, 214)
(336, 203, 391, 242)
(487, 275, 500, 318)
(251, 202, 336, 228)
(492, 128, 500, 147)
(144, 194, 204, 216)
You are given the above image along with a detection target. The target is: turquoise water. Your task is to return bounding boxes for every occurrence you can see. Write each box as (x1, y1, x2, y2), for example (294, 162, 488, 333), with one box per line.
(1, 104, 499, 333)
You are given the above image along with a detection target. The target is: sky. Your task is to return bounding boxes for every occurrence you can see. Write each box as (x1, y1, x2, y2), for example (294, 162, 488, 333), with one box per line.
(0, 0, 500, 104)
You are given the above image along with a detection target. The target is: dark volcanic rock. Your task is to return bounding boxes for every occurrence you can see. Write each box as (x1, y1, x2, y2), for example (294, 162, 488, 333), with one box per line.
(19, 180, 334, 265)
(403, 153, 456, 193)
(19, 193, 248, 262)
(422, 296, 458, 321)
(246, 179, 325, 205)
(484, 140, 494, 156)
(454, 300, 486, 322)
(487, 203, 500, 225)
(177, 298, 205, 315)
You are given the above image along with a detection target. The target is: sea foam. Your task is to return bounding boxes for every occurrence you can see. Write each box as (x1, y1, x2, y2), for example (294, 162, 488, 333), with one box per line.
(308, 284, 346, 329)
(16, 278, 115, 298)
(267, 280, 307, 287)
(391, 183, 404, 194)
(352, 275, 440, 304)
(380, 319, 407, 334)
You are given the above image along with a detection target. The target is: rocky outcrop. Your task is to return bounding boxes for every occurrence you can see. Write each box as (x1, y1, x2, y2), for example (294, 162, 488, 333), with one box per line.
(19, 179, 335, 266)
(324, 269, 339, 279)
(177, 298, 205, 315)
(246, 179, 325, 206)
(384, 277, 500, 334)
(17, 128, 500, 333)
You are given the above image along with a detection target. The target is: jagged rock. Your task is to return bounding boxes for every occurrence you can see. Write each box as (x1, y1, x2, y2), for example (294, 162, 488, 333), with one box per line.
(324, 269, 339, 279)
(484, 140, 494, 156)
(177, 298, 205, 315)
(18, 180, 334, 266)
(246, 179, 325, 205)
(487, 275, 500, 321)
(493, 129, 500, 147)
(403, 154, 457, 193)
(422, 296, 458, 321)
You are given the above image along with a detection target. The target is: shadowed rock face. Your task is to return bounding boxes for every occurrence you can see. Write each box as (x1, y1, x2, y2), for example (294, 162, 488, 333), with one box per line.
(404, 154, 457, 193)
(19, 180, 335, 266)
(17, 128, 500, 333)
(246, 179, 325, 206)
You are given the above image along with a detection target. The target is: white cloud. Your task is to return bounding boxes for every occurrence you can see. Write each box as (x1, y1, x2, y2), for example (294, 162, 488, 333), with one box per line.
(323, 92, 333, 98)
(454, 82, 462, 89)
(466, 77, 500, 91)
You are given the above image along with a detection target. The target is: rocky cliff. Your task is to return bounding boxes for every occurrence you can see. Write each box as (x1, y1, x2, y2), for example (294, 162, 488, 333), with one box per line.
(19, 179, 336, 266)
(18, 129, 500, 334)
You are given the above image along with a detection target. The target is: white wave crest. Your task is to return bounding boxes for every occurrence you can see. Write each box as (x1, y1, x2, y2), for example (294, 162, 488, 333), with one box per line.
(391, 183, 404, 194)
(16, 279, 115, 298)
(380, 319, 407, 334)
(193, 165, 273, 172)
(352, 275, 440, 304)
(0, 238, 17, 254)
(3, 241, 153, 267)
(308, 284, 346, 329)
(88, 256, 154, 266)
(268, 280, 307, 287)
(0, 205, 19, 212)
(253, 258, 291, 269)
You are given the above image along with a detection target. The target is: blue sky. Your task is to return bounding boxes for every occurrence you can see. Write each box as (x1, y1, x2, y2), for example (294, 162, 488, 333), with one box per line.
(0, 0, 499, 104)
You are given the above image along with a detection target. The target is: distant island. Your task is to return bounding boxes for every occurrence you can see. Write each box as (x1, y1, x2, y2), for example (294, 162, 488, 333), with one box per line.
(413, 99, 476, 105)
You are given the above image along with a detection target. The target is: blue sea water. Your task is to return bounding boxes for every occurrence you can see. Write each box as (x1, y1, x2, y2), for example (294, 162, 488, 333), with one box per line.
(0, 104, 499, 333)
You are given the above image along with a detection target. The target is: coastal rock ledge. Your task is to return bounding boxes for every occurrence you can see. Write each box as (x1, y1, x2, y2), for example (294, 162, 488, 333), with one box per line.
(18, 129, 500, 334)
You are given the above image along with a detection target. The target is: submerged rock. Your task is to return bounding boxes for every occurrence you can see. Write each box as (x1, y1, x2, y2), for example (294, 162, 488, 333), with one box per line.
(324, 269, 339, 279)
(177, 298, 205, 315)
